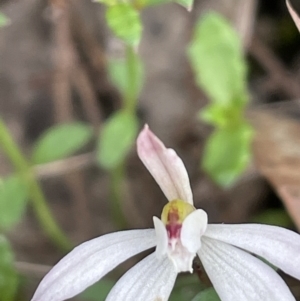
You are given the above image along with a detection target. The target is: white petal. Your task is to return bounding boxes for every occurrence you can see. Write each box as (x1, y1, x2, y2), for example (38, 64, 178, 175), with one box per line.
(106, 253, 177, 301)
(137, 125, 193, 204)
(204, 224, 300, 280)
(287, 0, 300, 32)
(153, 216, 168, 257)
(31, 229, 156, 301)
(181, 209, 208, 253)
(198, 238, 295, 301)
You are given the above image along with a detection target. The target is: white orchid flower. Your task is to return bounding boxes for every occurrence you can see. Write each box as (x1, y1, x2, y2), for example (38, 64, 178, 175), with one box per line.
(32, 125, 300, 301)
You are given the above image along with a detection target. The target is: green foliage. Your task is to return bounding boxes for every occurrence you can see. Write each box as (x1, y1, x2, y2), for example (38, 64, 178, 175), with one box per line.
(0, 236, 18, 301)
(97, 110, 138, 169)
(108, 53, 144, 102)
(0, 175, 28, 231)
(202, 124, 253, 187)
(169, 275, 206, 301)
(191, 288, 220, 301)
(188, 12, 253, 187)
(188, 12, 248, 107)
(32, 122, 93, 164)
(252, 209, 293, 228)
(0, 12, 10, 28)
(80, 279, 115, 301)
(106, 4, 142, 46)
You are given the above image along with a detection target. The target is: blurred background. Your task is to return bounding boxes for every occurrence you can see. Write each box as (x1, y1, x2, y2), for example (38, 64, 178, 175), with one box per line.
(0, 0, 300, 300)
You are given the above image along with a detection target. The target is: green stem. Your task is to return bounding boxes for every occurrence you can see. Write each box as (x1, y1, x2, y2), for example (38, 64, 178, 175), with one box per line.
(107, 44, 139, 228)
(124, 44, 137, 113)
(0, 119, 72, 251)
(109, 162, 127, 229)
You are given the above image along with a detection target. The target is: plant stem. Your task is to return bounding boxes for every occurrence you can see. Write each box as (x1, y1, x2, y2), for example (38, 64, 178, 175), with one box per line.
(124, 44, 138, 113)
(0, 119, 72, 251)
(109, 162, 127, 229)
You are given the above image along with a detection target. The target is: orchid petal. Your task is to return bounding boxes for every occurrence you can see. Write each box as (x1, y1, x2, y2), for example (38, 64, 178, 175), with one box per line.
(31, 229, 156, 301)
(286, 0, 300, 32)
(204, 224, 300, 280)
(137, 125, 193, 204)
(106, 253, 177, 301)
(181, 209, 208, 253)
(153, 216, 168, 257)
(199, 238, 295, 301)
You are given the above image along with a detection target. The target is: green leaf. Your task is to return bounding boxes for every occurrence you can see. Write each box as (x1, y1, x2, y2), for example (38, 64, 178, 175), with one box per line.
(0, 175, 28, 230)
(199, 104, 242, 128)
(202, 123, 253, 187)
(97, 110, 138, 169)
(175, 0, 193, 11)
(191, 288, 220, 301)
(0, 236, 18, 301)
(32, 122, 93, 164)
(80, 279, 115, 301)
(188, 12, 248, 107)
(0, 13, 10, 28)
(106, 4, 142, 46)
(108, 54, 144, 101)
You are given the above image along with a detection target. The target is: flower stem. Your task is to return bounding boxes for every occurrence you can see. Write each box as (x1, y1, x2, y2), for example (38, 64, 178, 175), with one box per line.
(124, 44, 137, 114)
(0, 119, 72, 251)
(109, 162, 127, 229)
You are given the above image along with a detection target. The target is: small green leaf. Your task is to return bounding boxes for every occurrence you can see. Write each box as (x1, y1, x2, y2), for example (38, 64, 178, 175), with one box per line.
(32, 122, 93, 164)
(106, 4, 142, 46)
(188, 12, 248, 107)
(0, 175, 28, 230)
(80, 279, 115, 301)
(0, 13, 10, 28)
(0, 236, 18, 301)
(97, 110, 138, 169)
(199, 104, 242, 128)
(191, 288, 220, 301)
(175, 0, 193, 11)
(202, 123, 253, 187)
(108, 54, 144, 100)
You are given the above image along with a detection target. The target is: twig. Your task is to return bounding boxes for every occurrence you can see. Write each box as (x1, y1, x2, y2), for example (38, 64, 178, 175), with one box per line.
(231, 0, 258, 49)
(249, 35, 300, 98)
(70, 65, 102, 133)
(34, 152, 95, 179)
(69, 2, 121, 110)
(50, 0, 74, 122)
(50, 0, 91, 240)
(15, 261, 51, 278)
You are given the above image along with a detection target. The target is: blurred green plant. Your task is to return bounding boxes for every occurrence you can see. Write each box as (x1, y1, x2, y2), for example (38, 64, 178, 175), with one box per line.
(0, 175, 28, 231)
(95, 0, 196, 228)
(0, 236, 18, 301)
(252, 209, 293, 228)
(191, 287, 220, 301)
(0, 119, 72, 250)
(80, 279, 115, 301)
(188, 12, 253, 188)
(32, 122, 93, 164)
